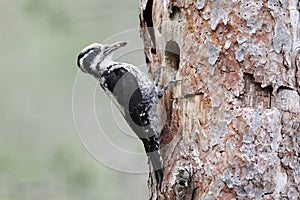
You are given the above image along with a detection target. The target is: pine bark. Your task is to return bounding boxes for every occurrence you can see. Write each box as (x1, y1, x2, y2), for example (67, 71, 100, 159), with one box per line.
(139, 0, 300, 199)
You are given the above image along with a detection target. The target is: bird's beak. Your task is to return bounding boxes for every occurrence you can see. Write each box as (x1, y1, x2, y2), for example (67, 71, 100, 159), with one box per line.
(104, 41, 127, 55)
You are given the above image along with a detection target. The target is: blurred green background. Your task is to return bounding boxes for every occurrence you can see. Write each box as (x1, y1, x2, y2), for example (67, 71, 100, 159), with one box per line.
(0, 1, 149, 199)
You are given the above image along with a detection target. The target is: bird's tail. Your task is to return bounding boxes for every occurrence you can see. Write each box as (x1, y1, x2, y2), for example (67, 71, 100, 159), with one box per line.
(148, 150, 163, 188)
(142, 136, 163, 188)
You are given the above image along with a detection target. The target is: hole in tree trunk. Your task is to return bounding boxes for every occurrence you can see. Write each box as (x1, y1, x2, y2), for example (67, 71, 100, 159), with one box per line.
(169, 5, 181, 21)
(165, 41, 180, 70)
(169, 6, 181, 21)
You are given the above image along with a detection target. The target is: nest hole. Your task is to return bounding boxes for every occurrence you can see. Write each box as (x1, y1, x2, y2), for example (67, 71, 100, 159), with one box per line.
(165, 41, 180, 70)
(169, 5, 181, 21)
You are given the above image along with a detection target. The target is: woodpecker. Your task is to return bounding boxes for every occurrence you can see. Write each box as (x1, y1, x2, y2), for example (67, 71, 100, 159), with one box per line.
(77, 41, 165, 188)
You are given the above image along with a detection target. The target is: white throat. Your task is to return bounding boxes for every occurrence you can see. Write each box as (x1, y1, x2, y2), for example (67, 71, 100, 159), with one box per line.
(89, 53, 113, 73)
(99, 54, 113, 70)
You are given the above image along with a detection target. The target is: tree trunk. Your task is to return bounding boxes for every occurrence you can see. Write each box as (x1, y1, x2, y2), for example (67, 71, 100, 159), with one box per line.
(139, 0, 300, 199)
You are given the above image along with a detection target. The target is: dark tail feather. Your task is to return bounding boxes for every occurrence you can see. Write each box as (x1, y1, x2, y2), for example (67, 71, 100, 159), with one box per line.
(148, 150, 163, 188)
(141, 136, 163, 188)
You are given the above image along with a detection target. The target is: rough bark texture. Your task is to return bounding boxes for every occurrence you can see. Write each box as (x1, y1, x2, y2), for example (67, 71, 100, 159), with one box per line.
(139, 0, 300, 199)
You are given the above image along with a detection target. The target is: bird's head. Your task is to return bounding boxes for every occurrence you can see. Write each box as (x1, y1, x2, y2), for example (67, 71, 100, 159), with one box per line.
(77, 41, 127, 75)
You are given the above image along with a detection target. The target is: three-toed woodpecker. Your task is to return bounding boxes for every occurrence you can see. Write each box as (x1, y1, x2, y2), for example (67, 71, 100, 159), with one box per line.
(77, 41, 164, 188)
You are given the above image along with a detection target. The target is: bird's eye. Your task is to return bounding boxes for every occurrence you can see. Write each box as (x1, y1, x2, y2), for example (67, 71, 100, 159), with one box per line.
(93, 48, 100, 53)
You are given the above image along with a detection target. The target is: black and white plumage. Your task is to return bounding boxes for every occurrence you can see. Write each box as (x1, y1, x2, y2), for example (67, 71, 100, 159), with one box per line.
(77, 41, 163, 188)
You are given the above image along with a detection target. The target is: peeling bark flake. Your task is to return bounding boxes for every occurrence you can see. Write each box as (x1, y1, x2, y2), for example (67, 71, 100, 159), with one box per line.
(273, 21, 291, 54)
(207, 42, 220, 65)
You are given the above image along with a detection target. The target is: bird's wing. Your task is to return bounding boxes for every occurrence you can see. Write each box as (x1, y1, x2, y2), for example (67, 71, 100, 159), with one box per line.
(101, 65, 163, 187)
(101, 66, 141, 109)
(101, 65, 159, 137)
